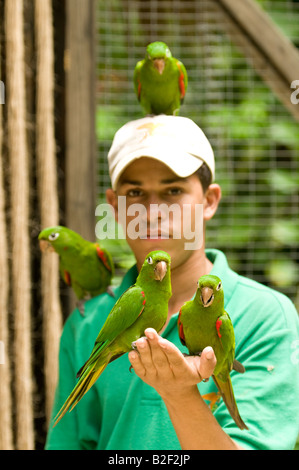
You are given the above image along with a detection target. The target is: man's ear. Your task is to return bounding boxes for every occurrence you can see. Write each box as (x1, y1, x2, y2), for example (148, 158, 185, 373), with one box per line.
(203, 184, 221, 221)
(106, 188, 119, 222)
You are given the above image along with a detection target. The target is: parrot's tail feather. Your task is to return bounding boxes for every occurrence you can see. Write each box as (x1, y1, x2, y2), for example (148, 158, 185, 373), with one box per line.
(212, 375, 249, 431)
(76, 341, 108, 378)
(233, 359, 245, 374)
(53, 363, 107, 426)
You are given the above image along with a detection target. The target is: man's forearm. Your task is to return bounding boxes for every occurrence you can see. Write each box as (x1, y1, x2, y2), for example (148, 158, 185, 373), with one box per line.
(163, 385, 241, 450)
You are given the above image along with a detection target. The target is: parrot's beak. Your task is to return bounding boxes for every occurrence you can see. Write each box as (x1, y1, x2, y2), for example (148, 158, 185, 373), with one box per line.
(153, 58, 165, 74)
(200, 287, 214, 307)
(39, 239, 55, 253)
(154, 260, 168, 281)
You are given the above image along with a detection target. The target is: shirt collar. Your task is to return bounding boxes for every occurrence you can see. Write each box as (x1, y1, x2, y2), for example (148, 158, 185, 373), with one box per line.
(114, 263, 138, 299)
(206, 248, 239, 308)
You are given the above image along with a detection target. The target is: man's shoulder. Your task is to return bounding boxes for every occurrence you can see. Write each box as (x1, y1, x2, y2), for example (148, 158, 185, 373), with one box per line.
(231, 271, 298, 331)
(236, 273, 293, 309)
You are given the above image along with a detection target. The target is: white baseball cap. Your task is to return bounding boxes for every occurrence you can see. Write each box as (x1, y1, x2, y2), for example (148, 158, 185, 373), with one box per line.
(108, 115, 215, 190)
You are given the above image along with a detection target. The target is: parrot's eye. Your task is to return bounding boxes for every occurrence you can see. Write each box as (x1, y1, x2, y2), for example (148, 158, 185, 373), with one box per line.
(49, 232, 59, 242)
(216, 282, 222, 291)
(147, 256, 153, 265)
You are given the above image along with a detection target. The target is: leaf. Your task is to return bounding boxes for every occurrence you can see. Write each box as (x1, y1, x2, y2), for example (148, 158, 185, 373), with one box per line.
(270, 220, 299, 246)
(266, 258, 299, 288)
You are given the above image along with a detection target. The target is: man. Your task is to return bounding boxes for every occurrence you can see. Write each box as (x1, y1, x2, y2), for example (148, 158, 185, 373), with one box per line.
(45, 115, 299, 450)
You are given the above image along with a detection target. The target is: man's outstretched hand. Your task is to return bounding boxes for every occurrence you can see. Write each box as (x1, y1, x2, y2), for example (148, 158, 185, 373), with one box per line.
(128, 328, 217, 401)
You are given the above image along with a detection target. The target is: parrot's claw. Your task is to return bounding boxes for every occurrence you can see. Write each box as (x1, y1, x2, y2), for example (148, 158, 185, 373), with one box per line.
(183, 351, 202, 357)
(131, 336, 147, 351)
(76, 300, 86, 316)
(106, 285, 115, 298)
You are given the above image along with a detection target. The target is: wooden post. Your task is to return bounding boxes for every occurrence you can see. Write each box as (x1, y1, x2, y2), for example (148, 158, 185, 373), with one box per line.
(211, 0, 299, 122)
(65, 0, 97, 242)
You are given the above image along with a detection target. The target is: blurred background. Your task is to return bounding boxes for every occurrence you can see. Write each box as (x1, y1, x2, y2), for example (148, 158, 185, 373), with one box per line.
(0, 0, 298, 450)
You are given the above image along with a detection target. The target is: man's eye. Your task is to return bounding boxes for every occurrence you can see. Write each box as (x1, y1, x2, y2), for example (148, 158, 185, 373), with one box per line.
(167, 187, 182, 196)
(127, 189, 143, 197)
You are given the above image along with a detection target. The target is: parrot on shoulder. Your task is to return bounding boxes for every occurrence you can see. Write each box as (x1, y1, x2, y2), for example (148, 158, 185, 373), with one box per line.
(53, 250, 172, 425)
(134, 41, 188, 116)
(38, 226, 114, 313)
(178, 274, 248, 430)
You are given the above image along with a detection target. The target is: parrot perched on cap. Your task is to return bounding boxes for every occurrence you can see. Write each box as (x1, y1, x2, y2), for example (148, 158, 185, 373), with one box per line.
(53, 250, 172, 425)
(134, 41, 188, 116)
(38, 226, 114, 313)
(178, 274, 249, 430)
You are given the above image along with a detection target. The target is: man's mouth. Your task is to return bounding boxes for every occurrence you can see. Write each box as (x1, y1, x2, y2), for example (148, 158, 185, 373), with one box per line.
(142, 232, 171, 240)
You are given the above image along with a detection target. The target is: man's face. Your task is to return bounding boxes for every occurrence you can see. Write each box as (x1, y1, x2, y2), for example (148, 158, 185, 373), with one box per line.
(112, 157, 209, 269)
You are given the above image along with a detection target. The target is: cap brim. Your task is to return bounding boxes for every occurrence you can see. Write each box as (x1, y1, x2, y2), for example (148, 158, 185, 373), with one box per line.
(111, 148, 205, 189)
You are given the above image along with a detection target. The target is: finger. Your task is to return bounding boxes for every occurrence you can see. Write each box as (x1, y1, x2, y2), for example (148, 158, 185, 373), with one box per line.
(197, 347, 217, 380)
(134, 336, 157, 377)
(156, 336, 187, 373)
(128, 350, 146, 377)
(144, 329, 174, 379)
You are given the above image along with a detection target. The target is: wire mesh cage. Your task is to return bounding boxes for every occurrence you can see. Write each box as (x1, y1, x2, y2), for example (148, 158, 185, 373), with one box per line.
(96, 0, 299, 306)
(0, 0, 298, 450)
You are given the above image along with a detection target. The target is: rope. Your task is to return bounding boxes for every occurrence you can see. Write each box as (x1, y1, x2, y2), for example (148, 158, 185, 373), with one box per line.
(0, 41, 13, 450)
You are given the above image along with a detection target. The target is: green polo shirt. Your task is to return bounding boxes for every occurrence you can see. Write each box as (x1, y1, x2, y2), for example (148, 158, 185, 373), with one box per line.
(45, 249, 299, 450)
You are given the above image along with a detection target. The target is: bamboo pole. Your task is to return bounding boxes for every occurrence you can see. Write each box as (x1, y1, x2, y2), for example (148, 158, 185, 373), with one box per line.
(34, 0, 63, 425)
(5, 0, 34, 449)
(65, 0, 97, 242)
(0, 46, 14, 451)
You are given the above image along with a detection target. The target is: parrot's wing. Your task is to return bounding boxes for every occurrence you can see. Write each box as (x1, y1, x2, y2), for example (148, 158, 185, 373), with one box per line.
(133, 61, 143, 100)
(175, 60, 188, 101)
(216, 312, 235, 369)
(217, 311, 245, 373)
(95, 244, 114, 274)
(177, 307, 186, 346)
(76, 285, 146, 379)
(95, 285, 146, 345)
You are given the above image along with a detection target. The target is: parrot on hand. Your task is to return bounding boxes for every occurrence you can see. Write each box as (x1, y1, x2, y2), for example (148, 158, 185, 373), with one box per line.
(134, 41, 188, 116)
(38, 226, 114, 314)
(178, 274, 249, 430)
(53, 250, 172, 425)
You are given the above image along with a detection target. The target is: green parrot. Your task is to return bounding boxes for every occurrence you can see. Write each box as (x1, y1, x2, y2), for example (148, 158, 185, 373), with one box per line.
(178, 274, 249, 430)
(38, 226, 114, 313)
(134, 41, 188, 116)
(53, 250, 172, 425)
